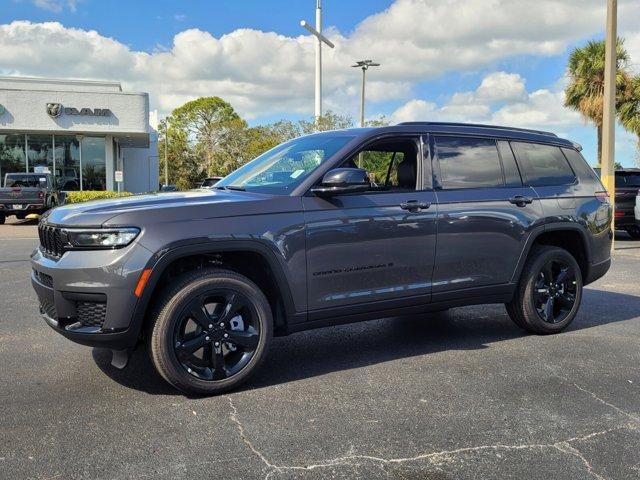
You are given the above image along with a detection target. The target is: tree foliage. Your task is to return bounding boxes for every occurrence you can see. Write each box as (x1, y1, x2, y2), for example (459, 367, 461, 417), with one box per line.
(618, 74, 640, 166)
(564, 39, 631, 166)
(157, 104, 382, 189)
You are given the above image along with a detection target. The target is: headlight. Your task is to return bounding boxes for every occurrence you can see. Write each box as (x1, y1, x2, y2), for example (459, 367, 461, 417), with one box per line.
(63, 228, 140, 249)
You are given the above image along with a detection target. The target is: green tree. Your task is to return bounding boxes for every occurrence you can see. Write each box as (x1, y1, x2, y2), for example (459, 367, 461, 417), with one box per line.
(158, 118, 199, 190)
(564, 39, 631, 166)
(171, 97, 247, 177)
(298, 111, 353, 134)
(618, 74, 640, 166)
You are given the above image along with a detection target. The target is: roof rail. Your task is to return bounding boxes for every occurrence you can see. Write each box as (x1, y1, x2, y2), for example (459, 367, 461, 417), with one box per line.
(397, 122, 558, 138)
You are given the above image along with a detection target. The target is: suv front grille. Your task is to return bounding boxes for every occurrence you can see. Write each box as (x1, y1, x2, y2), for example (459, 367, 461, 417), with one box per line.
(76, 301, 107, 328)
(38, 224, 65, 259)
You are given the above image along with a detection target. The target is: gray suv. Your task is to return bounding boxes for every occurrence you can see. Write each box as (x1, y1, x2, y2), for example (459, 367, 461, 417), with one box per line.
(31, 123, 612, 395)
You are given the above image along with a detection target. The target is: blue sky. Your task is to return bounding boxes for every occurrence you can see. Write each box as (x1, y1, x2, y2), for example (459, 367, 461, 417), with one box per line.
(2, 0, 640, 167)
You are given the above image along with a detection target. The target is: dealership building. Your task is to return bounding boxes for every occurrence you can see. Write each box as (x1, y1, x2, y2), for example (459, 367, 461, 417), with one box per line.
(0, 76, 158, 193)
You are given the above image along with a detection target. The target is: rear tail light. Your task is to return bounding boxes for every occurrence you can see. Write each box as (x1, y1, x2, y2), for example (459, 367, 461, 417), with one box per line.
(38, 191, 44, 199)
(614, 211, 625, 218)
(595, 191, 610, 203)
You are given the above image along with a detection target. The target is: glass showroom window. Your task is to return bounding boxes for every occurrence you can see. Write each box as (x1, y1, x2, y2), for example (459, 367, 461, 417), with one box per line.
(81, 137, 106, 191)
(53, 135, 81, 191)
(0, 134, 27, 183)
(26, 134, 54, 175)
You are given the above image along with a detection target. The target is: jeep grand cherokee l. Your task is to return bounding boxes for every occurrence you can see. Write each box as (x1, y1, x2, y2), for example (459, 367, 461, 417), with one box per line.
(31, 122, 612, 395)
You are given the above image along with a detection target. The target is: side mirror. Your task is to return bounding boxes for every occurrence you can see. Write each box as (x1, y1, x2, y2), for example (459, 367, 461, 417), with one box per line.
(311, 168, 371, 196)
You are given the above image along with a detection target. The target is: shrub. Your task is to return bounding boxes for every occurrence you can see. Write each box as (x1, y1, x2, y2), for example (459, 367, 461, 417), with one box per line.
(64, 191, 134, 204)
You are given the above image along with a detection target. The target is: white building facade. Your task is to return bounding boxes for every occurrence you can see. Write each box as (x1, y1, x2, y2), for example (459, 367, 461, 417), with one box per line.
(0, 76, 158, 193)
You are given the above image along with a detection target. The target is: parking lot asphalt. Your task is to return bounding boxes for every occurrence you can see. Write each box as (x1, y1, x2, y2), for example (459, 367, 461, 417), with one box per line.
(1, 222, 639, 480)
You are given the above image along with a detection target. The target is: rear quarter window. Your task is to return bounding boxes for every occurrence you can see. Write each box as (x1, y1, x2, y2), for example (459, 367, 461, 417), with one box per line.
(561, 147, 604, 191)
(511, 142, 576, 187)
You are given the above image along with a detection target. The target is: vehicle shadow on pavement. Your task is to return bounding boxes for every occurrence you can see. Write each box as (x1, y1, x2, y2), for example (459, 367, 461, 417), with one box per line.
(91, 347, 179, 395)
(91, 288, 640, 396)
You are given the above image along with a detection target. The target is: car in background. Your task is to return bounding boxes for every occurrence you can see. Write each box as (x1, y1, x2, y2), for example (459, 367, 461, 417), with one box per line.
(635, 191, 640, 229)
(200, 177, 222, 188)
(614, 169, 640, 239)
(0, 173, 59, 224)
(159, 184, 178, 192)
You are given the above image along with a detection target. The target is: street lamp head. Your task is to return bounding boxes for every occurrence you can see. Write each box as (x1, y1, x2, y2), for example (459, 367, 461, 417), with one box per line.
(351, 59, 381, 69)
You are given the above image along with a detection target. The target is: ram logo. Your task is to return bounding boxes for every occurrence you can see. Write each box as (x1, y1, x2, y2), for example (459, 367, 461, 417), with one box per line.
(46, 103, 63, 118)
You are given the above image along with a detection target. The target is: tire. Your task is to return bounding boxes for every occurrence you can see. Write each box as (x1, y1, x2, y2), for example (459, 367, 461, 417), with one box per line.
(148, 268, 272, 395)
(626, 226, 640, 240)
(0, 213, 5, 225)
(506, 245, 583, 334)
(15, 213, 26, 220)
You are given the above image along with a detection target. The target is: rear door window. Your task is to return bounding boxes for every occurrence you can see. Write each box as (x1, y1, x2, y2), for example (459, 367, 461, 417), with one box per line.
(511, 142, 576, 187)
(434, 136, 504, 189)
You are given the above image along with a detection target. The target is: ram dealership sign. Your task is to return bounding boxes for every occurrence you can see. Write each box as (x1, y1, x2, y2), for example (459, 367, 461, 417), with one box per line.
(46, 103, 111, 118)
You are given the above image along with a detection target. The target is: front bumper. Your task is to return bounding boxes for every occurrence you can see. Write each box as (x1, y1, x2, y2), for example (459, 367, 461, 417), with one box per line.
(30, 242, 154, 349)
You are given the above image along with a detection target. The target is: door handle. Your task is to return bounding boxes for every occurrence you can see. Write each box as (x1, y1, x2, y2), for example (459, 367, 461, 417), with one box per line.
(508, 195, 533, 207)
(400, 200, 431, 211)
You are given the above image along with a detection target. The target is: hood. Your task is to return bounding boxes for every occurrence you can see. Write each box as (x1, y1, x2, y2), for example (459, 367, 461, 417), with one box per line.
(44, 189, 289, 227)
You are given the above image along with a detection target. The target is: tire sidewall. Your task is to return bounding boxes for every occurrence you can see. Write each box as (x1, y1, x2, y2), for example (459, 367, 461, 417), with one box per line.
(521, 247, 583, 334)
(151, 271, 272, 394)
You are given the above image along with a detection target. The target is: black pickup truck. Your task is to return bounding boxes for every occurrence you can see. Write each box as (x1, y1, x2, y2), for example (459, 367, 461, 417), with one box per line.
(0, 173, 59, 224)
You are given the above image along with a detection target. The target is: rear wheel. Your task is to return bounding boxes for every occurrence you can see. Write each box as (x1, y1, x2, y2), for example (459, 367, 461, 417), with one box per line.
(149, 268, 272, 395)
(626, 226, 640, 240)
(0, 213, 5, 225)
(506, 246, 582, 334)
(15, 213, 26, 220)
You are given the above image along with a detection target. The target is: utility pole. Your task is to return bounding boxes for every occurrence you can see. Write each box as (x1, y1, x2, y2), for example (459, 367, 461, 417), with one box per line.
(163, 118, 169, 187)
(301, 0, 335, 122)
(602, 0, 617, 250)
(352, 59, 381, 127)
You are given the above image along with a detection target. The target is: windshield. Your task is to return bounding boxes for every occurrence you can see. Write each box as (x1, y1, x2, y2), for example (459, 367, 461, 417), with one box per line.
(216, 134, 355, 195)
(4, 175, 47, 188)
(616, 173, 640, 188)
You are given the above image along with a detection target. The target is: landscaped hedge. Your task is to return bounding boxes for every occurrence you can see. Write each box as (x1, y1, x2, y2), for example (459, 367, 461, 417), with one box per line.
(65, 191, 134, 204)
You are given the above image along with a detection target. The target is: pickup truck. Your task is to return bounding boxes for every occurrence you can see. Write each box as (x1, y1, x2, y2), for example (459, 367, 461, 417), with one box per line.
(614, 169, 640, 239)
(0, 173, 59, 224)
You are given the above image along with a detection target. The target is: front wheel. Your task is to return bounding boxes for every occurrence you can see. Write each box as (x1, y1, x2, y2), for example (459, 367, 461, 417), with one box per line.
(506, 245, 583, 334)
(149, 268, 272, 395)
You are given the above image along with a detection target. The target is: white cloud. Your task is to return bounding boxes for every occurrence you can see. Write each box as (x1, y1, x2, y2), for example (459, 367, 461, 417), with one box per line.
(1, 0, 639, 120)
(391, 71, 581, 130)
(33, 0, 79, 13)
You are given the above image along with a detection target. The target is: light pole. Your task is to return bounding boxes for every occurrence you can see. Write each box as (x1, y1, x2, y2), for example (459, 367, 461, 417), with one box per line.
(602, 0, 617, 250)
(351, 60, 380, 127)
(300, 0, 335, 121)
(163, 118, 169, 187)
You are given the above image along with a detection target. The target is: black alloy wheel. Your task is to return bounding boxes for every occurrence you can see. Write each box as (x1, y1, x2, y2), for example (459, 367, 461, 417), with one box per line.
(506, 245, 583, 334)
(533, 260, 577, 324)
(149, 268, 272, 395)
(173, 290, 260, 381)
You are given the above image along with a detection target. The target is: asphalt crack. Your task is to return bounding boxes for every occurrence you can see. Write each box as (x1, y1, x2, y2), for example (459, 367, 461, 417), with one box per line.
(226, 396, 277, 472)
(226, 396, 634, 479)
(569, 381, 640, 423)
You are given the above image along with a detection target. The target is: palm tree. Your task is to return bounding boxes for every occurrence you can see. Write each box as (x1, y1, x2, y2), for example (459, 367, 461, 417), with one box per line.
(618, 74, 640, 161)
(564, 39, 631, 166)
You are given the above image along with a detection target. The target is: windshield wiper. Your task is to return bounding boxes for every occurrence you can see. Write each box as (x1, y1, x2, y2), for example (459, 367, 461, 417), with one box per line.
(217, 185, 246, 191)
